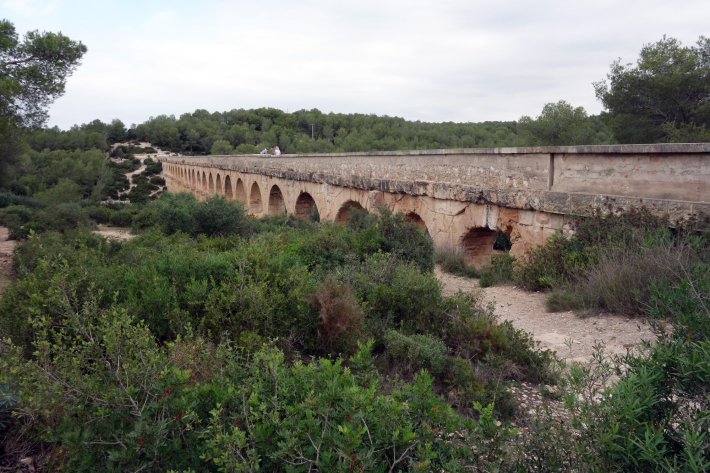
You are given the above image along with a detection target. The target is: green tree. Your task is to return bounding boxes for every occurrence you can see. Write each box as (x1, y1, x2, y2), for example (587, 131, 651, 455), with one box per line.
(518, 101, 597, 146)
(108, 118, 126, 143)
(594, 36, 710, 143)
(0, 19, 86, 173)
(210, 139, 233, 155)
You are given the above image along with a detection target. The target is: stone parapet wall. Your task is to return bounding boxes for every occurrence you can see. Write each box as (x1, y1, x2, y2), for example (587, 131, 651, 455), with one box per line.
(161, 143, 710, 220)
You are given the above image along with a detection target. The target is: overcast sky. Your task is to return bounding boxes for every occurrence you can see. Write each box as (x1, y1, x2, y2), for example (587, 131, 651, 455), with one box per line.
(3, 0, 709, 129)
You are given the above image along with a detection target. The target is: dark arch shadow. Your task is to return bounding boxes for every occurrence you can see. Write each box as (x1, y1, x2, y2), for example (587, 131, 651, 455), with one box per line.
(216, 174, 222, 194)
(403, 212, 427, 234)
(295, 192, 318, 219)
(335, 200, 364, 225)
(461, 227, 499, 267)
(268, 185, 286, 215)
(224, 175, 233, 199)
(249, 182, 263, 214)
(235, 178, 246, 202)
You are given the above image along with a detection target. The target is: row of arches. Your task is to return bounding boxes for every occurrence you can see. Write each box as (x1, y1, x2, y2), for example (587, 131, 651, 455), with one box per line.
(164, 164, 513, 266)
(166, 164, 319, 218)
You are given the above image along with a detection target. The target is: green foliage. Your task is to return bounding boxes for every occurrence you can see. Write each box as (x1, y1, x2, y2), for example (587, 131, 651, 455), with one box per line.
(0, 19, 87, 131)
(434, 245, 480, 277)
(518, 100, 612, 146)
(479, 253, 516, 287)
(595, 35, 710, 143)
(1, 277, 515, 471)
(108, 209, 133, 227)
(383, 330, 451, 376)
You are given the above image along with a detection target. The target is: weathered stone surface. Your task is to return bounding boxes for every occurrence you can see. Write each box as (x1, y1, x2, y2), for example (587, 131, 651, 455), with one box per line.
(162, 144, 709, 265)
(542, 192, 569, 213)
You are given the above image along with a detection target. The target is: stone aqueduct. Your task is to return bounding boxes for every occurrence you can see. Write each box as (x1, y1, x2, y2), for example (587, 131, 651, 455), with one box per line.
(160, 144, 710, 266)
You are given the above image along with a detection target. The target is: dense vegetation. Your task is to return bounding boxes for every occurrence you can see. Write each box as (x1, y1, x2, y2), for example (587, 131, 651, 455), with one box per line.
(2, 18, 709, 471)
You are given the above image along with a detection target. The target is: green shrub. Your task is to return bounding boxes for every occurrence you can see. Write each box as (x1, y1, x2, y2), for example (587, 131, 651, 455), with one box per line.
(434, 245, 480, 277)
(86, 205, 111, 224)
(479, 253, 516, 287)
(383, 330, 451, 376)
(108, 209, 133, 227)
(1, 287, 513, 472)
(149, 175, 165, 186)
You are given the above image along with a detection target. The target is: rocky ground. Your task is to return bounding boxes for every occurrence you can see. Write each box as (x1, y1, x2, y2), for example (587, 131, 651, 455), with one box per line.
(435, 267, 656, 431)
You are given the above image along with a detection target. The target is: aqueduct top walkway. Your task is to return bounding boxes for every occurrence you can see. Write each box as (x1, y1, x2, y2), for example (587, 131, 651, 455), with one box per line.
(160, 143, 710, 266)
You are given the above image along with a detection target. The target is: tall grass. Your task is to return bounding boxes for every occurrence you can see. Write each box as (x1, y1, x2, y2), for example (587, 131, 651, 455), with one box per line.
(434, 244, 480, 277)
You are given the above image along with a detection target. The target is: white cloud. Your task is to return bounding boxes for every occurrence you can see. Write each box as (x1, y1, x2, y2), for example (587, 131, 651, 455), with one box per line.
(2, 0, 61, 15)
(43, 0, 710, 128)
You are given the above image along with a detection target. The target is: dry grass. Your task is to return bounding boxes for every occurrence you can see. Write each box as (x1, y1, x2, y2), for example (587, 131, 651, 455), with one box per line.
(309, 275, 362, 350)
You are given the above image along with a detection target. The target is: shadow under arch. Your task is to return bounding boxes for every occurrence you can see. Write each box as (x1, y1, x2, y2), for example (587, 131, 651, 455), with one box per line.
(295, 192, 317, 219)
(208, 173, 214, 194)
(201, 172, 207, 190)
(216, 174, 222, 195)
(403, 212, 428, 234)
(335, 200, 364, 225)
(268, 185, 286, 215)
(224, 175, 233, 199)
(460, 227, 499, 267)
(235, 178, 247, 202)
(249, 182, 263, 214)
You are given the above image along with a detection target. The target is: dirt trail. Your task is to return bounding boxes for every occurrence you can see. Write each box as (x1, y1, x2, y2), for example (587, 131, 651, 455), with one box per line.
(435, 268, 655, 363)
(94, 226, 135, 240)
(0, 227, 15, 291)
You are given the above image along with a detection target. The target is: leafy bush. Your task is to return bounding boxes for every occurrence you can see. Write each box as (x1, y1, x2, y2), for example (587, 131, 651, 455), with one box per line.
(479, 253, 516, 287)
(149, 175, 165, 186)
(108, 209, 133, 227)
(1, 285, 515, 472)
(434, 245, 480, 277)
(86, 205, 111, 224)
(383, 330, 451, 376)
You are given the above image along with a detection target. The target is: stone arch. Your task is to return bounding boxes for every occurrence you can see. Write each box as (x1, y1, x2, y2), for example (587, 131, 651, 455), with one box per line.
(403, 212, 427, 234)
(208, 173, 214, 194)
(216, 174, 222, 194)
(224, 175, 233, 199)
(249, 182, 263, 214)
(191, 169, 196, 186)
(235, 178, 247, 202)
(295, 192, 317, 218)
(460, 227, 499, 267)
(268, 185, 286, 215)
(335, 200, 365, 225)
(201, 172, 207, 190)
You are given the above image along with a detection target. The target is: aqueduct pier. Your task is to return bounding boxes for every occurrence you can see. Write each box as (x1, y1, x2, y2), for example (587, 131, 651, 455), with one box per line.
(160, 143, 710, 266)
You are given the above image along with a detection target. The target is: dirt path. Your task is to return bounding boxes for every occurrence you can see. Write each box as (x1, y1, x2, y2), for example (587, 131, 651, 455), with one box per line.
(435, 268, 655, 363)
(0, 227, 16, 291)
(94, 226, 135, 240)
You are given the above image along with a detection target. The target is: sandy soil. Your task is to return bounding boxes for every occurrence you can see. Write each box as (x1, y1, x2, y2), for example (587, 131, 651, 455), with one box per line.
(94, 226, 135, 240)
(0, 227, 16, 291)
(435, 268, 655, 364)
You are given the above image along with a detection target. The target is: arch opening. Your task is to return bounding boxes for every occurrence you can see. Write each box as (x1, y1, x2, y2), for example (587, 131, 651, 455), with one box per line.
(192, 169, 196, 187)
(403, 212, 427, 234)
(202, 172, 207, 190)
(216, 174, 222, 194)
(295, 192, 318, 219)
(208, 173, 214, 194)
(249, 182, 263, 214)
(235, 178, 247, 202)
(335, 200, 364, 225)
(268, 185, 286, 215)
(224, 175, 233, 199)
(461, 227, 499, 268)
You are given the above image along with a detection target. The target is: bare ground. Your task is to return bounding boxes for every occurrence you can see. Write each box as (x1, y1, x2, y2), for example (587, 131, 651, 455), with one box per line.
(94, 226, 135, 240)
(0, 227, 16, 291)
(435, 267, 655, 364)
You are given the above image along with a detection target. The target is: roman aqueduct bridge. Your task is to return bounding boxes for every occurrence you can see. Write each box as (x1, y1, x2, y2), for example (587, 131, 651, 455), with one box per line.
(160, 143, 710, 266)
